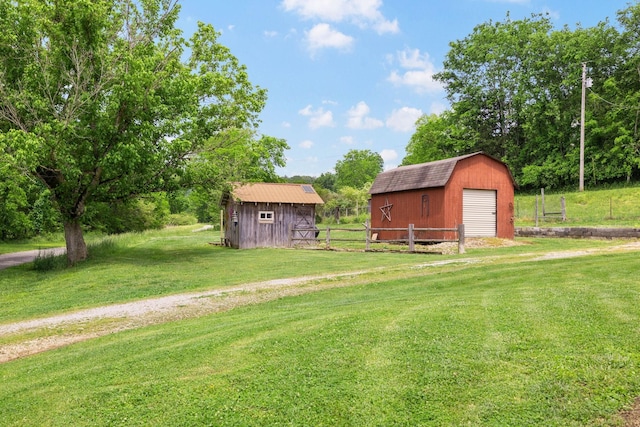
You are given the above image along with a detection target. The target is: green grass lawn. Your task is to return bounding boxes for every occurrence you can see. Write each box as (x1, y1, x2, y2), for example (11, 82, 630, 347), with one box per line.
(1, 226, 640, 425)
(0, 226, 625, 325)
(515, 185, 640, 227)
(2, 251, 640, 425)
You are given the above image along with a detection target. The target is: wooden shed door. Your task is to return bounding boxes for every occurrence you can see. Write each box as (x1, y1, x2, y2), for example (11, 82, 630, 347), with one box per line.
(294, 207, 314, 240)
(463, 189, 497, 237)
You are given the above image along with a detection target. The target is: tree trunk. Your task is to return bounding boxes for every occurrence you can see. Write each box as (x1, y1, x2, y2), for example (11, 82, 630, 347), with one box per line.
(64, 219, 87, 265)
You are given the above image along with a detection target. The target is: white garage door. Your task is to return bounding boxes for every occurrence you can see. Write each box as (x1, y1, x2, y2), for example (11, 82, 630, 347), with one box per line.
(463, 189, 497, 237)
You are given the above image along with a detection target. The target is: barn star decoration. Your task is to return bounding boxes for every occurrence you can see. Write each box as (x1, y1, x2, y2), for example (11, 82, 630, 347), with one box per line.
(380, 198, 393, 222)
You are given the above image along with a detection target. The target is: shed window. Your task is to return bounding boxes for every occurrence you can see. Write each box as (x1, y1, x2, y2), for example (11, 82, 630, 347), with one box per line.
(259, 211, 274, 223)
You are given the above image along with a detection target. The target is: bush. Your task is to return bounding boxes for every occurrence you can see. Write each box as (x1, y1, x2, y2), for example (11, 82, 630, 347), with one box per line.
(168, 213, 198, 226)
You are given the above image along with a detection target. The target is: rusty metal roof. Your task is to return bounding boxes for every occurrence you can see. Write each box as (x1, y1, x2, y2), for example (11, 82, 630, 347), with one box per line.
(369, 152, 484, 194)
(230, 182, 324, 204)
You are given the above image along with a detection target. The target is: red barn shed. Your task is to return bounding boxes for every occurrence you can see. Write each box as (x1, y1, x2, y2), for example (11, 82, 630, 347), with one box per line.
(369, 152, 516, 240)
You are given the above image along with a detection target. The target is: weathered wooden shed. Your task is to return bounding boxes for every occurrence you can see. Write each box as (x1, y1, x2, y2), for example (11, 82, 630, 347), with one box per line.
(369, 152, 516, 240)
(221, 182, 324, 249)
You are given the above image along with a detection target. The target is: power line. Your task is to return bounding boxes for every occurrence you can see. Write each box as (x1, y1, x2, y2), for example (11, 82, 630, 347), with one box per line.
(588, 87, 640, 110)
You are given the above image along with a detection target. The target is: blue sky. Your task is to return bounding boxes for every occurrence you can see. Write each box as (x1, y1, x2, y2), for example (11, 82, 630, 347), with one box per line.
(176, 0, 633, 178)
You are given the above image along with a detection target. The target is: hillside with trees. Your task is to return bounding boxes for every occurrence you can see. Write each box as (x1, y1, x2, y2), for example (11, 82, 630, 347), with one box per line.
(404, 4, 640, 190)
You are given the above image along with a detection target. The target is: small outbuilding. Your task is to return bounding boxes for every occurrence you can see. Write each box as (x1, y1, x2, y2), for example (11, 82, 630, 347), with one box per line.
(221, 182, 324, 249)
(369, 152, 516, 240)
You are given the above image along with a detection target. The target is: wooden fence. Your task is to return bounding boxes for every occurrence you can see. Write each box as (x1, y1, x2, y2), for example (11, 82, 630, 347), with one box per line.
(290, 222, 466, 254)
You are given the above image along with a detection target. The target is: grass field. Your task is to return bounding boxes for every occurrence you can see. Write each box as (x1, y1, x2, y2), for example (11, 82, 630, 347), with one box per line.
(1, 225, 640, 425)
(1, 184, 640, 425)
(515, 185, 640, 227)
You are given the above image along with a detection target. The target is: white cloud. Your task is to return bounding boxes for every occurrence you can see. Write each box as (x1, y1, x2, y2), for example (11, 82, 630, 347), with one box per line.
(386, 107, 423, 132)
(346, 101, 384, 130)
(298, 104, 336, 129)
(300, 140, 314, 149)
(282, 121, 292, 128)
(310, 111, 335, 129)
(387, 48, 443, 94)
(298, 105, 314, 116)
(381, 148, 399, 172)
(380, 149, 398, 162)
(281, 0, 399, 34)
(340, 136, 356, 145)
(305, 23, 354, 53)
(264, 30, 278, 38)
(373, 18, 399, 34)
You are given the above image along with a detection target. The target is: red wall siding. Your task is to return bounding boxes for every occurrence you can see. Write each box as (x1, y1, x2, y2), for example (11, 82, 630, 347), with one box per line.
(370, 188, 447, 241)
(370, 154, 515, 241)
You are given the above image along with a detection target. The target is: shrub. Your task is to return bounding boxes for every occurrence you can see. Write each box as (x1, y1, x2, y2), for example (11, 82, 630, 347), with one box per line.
(168, 213, 198, 226)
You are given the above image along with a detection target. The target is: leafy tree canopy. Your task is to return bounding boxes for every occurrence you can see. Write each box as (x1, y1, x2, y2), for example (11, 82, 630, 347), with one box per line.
(334, 149, 383, 190)
(0, 0, 267, 263)
(416, 7, 640, 190)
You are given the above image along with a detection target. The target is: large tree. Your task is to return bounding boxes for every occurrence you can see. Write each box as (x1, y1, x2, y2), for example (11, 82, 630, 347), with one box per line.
(334, 149, 383, 190)
(0, 0, 266, 263)
(401, 111, 474, 166)
(432, 12, 624, 189)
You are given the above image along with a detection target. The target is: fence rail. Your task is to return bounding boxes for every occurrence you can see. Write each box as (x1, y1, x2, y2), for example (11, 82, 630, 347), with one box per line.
(290, 222, 466, 254)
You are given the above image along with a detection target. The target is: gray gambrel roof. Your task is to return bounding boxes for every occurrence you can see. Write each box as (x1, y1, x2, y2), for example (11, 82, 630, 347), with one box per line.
(369, 152, 493, 195)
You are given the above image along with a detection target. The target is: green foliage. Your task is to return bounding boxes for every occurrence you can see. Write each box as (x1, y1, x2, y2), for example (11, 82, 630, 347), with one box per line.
(184, 128, 289, 224)
(314, 171, 337, 192)
(283, 175, 315, 184)
(428, 6, 640, 189)
(0, 148, 60, 240)
(29, 189, 61, 236)
(334, 149, 383, 190)
(402, 111, 475, 165)
(0, 0, 267, 262)
(167, 213, 198, 226)
(83, 193, 170, 234)
(319, 184, 370, 222)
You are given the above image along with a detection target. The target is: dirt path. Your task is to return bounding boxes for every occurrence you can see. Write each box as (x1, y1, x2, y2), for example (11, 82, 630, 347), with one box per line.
(3, 242, 640, 365)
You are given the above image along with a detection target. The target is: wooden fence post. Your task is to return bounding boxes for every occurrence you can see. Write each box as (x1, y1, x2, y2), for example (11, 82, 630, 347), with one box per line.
(408, 224, 415, 252)
(365, 219, 370, 251)
(458, 224, 465, 254)
(325, 227, 331, 249)
(535, 195, 539, 227)
(561, 196, 567, 221)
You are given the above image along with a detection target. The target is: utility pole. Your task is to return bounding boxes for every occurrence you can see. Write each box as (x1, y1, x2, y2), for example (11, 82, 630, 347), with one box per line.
(579, 62, 586, 192)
